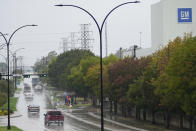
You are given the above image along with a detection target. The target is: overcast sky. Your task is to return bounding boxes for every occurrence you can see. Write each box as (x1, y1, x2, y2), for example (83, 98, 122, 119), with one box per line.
(0, 0, 160, 66)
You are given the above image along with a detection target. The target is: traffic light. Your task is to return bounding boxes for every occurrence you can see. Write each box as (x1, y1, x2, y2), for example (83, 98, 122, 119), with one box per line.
(39, 74, 47, 77)
(23, 74, 30, 78)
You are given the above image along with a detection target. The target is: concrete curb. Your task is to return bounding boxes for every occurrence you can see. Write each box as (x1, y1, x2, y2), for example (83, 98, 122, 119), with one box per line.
(88, 112, 148, 131)
(0, 112, 22, 119)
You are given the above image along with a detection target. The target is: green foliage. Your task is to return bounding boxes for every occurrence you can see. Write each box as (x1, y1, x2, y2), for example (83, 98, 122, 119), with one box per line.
(68, 56, 99, 97)
(109, 57, 150, 103)
(0, 92, 7, 107)
(127, 65, 159, 111)
(48, 49, 95, 90)
(163, 36, 196, 116)
(84, 64, 100, 98)
(0, 80, 14, 97)
(0, 97, 18, 112)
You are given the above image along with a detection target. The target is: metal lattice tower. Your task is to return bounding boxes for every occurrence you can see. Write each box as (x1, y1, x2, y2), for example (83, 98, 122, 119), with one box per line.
(70, 32, 77, 50)
(61, 37, 69, 52)
(79, 24, 93, 50)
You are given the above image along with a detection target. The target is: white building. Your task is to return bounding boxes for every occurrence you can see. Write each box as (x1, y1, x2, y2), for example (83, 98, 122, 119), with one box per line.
(151, 0, 196, 50)
(137, 0, 196, 57)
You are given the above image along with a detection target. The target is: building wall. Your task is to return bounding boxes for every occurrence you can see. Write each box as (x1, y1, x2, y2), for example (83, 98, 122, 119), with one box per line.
(151, 0, 196, 51)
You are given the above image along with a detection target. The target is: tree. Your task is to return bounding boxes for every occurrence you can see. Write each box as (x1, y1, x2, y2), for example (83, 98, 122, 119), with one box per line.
(163, 36, 196, 131)
(68, 56, 99, 97)
(108, 57, 149, 116)
(48, 49, 94, 90)
(128, 64, 160, 122)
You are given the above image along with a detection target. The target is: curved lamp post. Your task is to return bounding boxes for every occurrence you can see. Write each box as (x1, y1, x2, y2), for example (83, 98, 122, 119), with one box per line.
(55, 1, 140, 130)
(0, 24, 37, 129)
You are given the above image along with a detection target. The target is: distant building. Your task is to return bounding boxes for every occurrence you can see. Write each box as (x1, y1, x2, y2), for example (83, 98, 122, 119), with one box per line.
(136, 0, 196, 58)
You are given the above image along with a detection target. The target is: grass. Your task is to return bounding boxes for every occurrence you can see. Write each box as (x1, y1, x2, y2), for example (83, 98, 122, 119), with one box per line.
(0, 126, 23, 131)
(0, 97, 18, 112)
(75, 97, 84, 101)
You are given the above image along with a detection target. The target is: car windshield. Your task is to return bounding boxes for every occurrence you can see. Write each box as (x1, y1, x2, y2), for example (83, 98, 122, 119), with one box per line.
(48, 111, 62, 115)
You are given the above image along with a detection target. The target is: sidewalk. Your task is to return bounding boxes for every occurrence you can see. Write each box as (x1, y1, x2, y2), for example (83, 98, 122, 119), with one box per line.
(60, 106, 147, 131)
(61, 105, 189, 131)
(87, 106, 190, 131)
(0, 111, 22, 120)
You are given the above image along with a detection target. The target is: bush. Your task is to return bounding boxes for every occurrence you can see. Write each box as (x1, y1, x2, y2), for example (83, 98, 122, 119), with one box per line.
(0, 80, 14, 97)
(0, 92, 7, 107)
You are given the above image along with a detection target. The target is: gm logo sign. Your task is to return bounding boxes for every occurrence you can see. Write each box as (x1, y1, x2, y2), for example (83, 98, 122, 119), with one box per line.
(178, 8, 192, 22)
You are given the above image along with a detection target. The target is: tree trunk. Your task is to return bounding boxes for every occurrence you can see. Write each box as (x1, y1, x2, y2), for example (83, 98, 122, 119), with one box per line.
(152, 111, 156, 124)
(135, 106, 140, 120)
(109, 100, 113, 114)
(180, 114, 183, 129)
(124, 105, 127, 118)
(143, 110, 146, 121)
(92, 96, 96, 106)
(114, 99, 117, 115)
(121, 104, 124, 116)
(165, 112, 170, 129)
(138, 109, 140, 120)
(189, 117, 193, 131)
(127, 106, 131, 117)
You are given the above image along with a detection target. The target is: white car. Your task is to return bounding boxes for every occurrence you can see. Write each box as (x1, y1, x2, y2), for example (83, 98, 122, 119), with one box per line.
(25, 92, 33, 100)
(34, 85, 43, 91)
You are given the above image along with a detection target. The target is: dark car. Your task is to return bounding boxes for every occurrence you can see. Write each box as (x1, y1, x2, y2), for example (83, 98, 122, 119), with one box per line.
(44, 111, 64, 126)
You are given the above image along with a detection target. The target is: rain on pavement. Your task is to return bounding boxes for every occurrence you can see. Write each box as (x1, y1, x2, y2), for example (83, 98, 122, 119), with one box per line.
(0, 78, 133, 131)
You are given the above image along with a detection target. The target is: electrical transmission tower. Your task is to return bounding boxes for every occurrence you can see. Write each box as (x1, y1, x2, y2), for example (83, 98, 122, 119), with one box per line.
(78, 24, 94, 50)
(70, 32, 77, 50)
(61, 37, 69, 52)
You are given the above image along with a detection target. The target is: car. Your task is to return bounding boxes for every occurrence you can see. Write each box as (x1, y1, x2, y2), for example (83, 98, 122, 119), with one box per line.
(23, 83, 31, 94)
(44, 111, 64, 126)
(27, 105, 40, 113)
(25, 92, 33, 100)
(34, 84, 43, 91)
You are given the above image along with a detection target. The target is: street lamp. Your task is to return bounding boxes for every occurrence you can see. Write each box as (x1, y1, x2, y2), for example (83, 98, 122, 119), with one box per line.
(55, 1, 140, 130)
(0, 24, 37, 130)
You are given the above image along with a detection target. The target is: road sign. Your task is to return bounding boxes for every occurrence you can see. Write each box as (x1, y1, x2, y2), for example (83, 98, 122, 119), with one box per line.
(178, 8, 192, 23)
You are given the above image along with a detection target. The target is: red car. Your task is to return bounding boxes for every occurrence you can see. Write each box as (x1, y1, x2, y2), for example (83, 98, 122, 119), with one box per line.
(44, 111, 64, 126)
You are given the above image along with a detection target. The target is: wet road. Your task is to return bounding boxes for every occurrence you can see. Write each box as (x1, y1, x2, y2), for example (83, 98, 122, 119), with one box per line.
(0, 78, 101, 131)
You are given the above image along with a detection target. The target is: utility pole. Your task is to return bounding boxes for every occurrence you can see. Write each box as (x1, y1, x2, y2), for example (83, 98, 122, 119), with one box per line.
(139, 32, 142, 48)
(133, 45, 138, 58)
